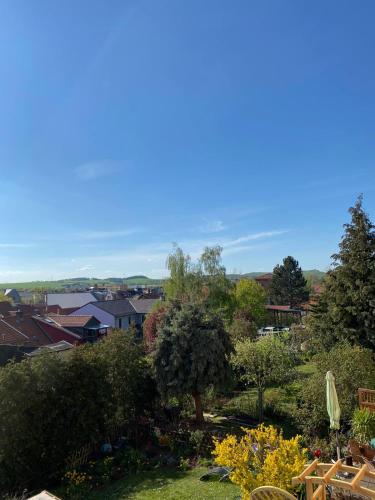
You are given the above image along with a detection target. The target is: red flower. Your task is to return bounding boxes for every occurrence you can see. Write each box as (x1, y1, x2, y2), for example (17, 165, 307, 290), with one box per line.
(314, 449, 322, 458)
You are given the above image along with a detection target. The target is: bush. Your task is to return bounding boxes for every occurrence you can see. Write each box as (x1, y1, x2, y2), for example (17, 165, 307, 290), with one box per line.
(0, 330, 155, 495)
(351, 408, 375, 445)
(213, 424, 307, 499)
(295, 342, 375, 438)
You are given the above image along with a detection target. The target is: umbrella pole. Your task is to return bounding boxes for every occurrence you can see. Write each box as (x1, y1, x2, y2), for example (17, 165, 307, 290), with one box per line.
(336, 430, 341, 460)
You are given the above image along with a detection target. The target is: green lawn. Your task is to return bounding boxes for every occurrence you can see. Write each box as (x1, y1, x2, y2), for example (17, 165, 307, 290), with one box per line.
(86, 467, 240, 500)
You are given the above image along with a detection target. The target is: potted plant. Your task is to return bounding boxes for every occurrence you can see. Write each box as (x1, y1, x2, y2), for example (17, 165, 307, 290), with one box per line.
(351, 408, 375, 460)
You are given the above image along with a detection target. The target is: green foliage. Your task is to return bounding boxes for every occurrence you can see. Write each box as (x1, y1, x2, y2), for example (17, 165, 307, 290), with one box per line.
(0, 330, 154, 495)
(310, 197, 375, 350)
(351, 408, 375, 445)
(229, 309, 258, 343)
(233, 279, 267, 326)
(153, 302, 232, 422)
(199, 246, 233, 316)
(295, 342, 375, 438)
(232, 336, 295, 422)
(270, 256, 309, 308)
(164, 245, 233, 319)
(0, 292, 12, 303)
(164, 245, 200, 301)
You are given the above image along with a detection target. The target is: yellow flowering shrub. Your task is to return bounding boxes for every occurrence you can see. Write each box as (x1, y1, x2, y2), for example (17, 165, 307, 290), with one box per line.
(212, 424, 307, 499)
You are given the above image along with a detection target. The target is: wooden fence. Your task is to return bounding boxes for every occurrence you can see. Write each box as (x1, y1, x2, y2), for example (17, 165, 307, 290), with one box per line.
(358, 388, 375, 412)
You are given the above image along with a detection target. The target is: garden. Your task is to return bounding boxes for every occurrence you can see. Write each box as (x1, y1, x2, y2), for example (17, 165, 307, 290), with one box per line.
(1, 197, 375, 499)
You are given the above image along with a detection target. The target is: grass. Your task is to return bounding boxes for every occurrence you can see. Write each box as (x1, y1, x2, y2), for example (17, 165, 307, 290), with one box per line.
(212, 360, 317, 438)
(85, 466, 240, 500)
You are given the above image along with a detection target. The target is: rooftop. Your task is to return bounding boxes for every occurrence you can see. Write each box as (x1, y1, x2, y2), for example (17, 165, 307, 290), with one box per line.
(129, 298, 159, 314)
(46, 292, 98, 309)
(47, 314, 98, 328)
(91, 299, 136, 317)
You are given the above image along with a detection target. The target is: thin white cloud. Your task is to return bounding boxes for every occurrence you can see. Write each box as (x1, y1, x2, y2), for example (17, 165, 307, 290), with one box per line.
(224, 230, 288, 248)
(76, 265, 95, 272)
(198, 219, 227, 233)
(0, 229, 289, 282)
(74, 160, 120, 180)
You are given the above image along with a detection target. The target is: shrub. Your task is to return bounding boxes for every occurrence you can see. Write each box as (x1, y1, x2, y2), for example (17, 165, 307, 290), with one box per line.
(295, 342, 375, 438)
(0, 330, 155, 495)
(351, 408, 375, 445)
(212, 424, 307, 499)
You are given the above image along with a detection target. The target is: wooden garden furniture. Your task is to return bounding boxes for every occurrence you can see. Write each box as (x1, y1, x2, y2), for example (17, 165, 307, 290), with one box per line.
(250, 486, 297, 499)
(292, 459, 375, 499)
(358, 388, 375, 412)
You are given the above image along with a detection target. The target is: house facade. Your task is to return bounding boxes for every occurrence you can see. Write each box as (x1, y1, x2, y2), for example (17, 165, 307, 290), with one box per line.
(70, 298, 159, 330)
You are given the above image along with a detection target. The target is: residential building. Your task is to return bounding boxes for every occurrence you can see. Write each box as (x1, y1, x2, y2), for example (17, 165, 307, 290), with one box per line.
(47, 314, 107, 342)
(129, 298, 160, 324)
(255, 273, 273, 290)
(70, 298, 159, 330)
(46, 292, 98, 314)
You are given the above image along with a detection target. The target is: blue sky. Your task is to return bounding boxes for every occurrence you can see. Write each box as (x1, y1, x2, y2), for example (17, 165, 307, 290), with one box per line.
(1, 0, 375, 281)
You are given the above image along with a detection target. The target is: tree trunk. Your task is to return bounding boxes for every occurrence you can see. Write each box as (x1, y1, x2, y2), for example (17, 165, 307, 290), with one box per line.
(258, 387, 264, 423)
(192, 393, 204, 423)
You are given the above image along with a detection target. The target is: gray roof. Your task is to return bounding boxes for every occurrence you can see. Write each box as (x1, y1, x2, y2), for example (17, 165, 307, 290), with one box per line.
(129, 298, 160, 314)
(92, 299, 136, 317)
(47, 292, 98, 309)
(27, 341, 74, 357)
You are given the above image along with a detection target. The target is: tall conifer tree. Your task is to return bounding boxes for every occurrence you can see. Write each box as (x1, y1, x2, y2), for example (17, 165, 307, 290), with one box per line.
(311, 196, 375, 349)
(270, 256, 309, 307)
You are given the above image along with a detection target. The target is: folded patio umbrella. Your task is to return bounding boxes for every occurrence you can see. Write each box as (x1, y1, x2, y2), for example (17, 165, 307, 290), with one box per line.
(326, 370, 341, 459)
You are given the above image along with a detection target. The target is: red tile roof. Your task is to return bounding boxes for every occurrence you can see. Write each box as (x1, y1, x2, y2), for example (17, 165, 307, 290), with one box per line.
(266, 305, 292, 311)
(255, 273, 273, 281)
(0, 315, 81, 347)
(0, 316, 49, 346)
(34, 317, 81, 344)
(47, 315, 96, 328)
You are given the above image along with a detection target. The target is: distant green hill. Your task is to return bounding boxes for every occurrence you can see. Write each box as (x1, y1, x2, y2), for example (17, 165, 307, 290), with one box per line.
(0, 275, 163, 291)
(0, 269, 325, 292)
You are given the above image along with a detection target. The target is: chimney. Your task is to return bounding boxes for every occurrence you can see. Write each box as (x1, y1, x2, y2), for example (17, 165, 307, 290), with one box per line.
(16, 308, 23, 324)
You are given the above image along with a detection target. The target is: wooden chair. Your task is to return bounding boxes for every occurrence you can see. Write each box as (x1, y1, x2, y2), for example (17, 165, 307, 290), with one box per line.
(250, 486, 297, 499)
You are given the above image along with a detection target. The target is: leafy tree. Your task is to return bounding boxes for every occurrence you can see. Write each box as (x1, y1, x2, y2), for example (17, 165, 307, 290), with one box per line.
(229, 309, 258, 343)
(295, 342, 375, 438)
(270, 256, 309, 308)
(164, 245, 200, 301)
(232, 336, 295, 422)
(199, 245, 233, 317)
(153, 302, 232, 423)
(310, 197, 375, 349)
(164, 245, 233, 318)
(233, 278, 267, 326)
(142, 301, 167, 349)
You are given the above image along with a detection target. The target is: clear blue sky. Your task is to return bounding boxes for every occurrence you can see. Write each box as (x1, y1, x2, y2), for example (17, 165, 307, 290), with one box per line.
(1, 0, 375, 281)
